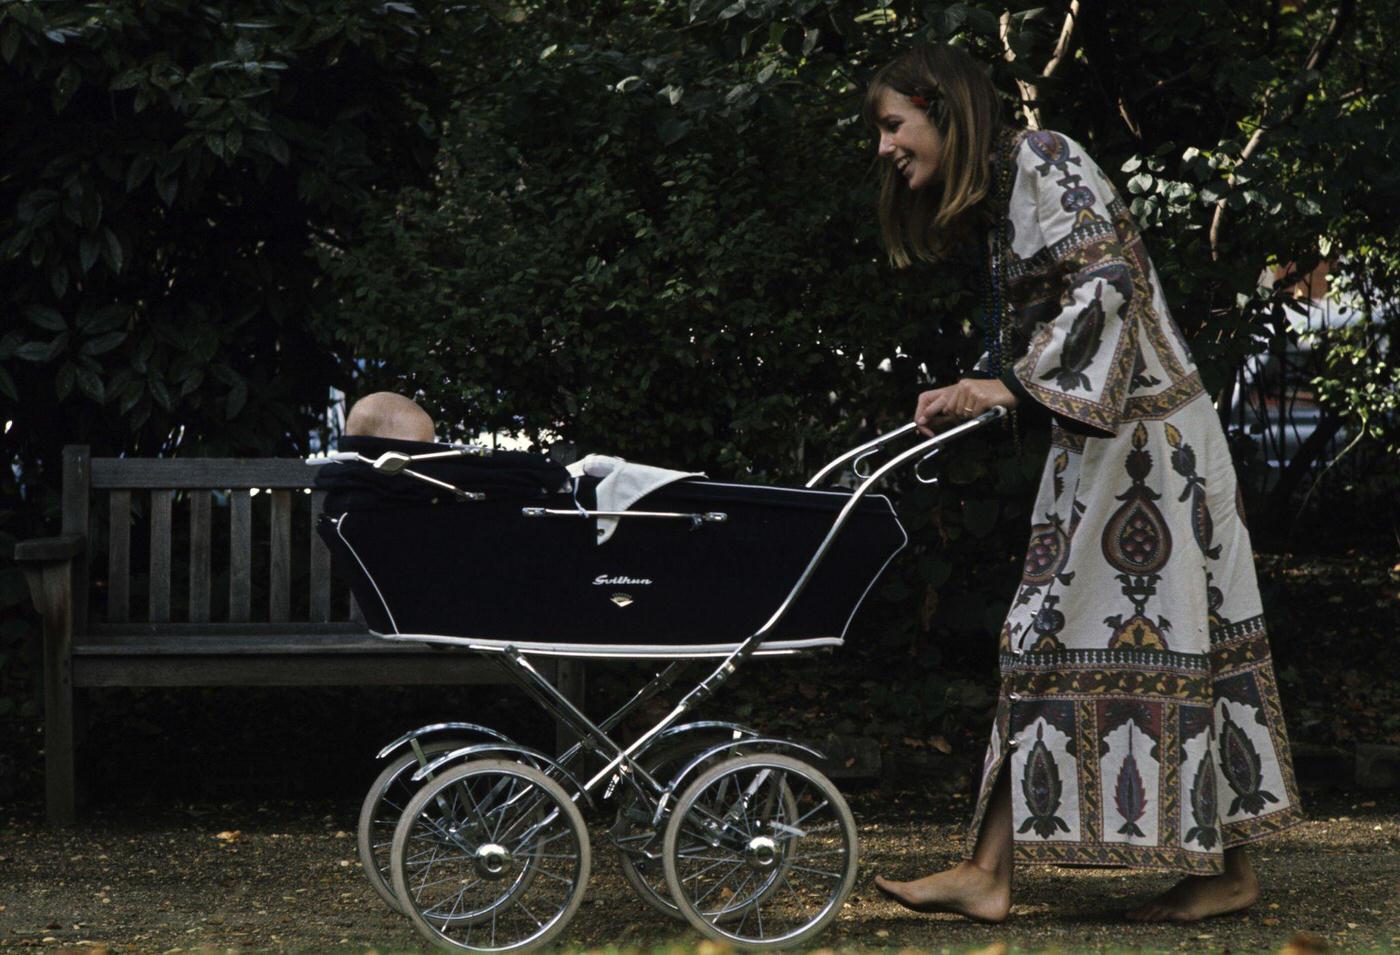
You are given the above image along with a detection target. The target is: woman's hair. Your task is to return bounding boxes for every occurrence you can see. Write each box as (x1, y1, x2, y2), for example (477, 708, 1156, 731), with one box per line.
(862, 42, 1005, 266)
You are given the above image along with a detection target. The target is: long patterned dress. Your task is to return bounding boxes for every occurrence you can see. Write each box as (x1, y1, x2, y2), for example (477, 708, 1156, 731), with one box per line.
(965, 129, 1303, 874)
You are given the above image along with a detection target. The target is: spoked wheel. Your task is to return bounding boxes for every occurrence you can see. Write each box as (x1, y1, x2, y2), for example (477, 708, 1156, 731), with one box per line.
(662, 753, 858, 950)
(390, 759, 590, 953)
(614, 734, 762, 921)
(616, 739, 795, 918)
(358, 739, 470, 914)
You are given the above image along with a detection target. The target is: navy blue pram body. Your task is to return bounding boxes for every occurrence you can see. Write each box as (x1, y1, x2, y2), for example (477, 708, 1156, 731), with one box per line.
(316, 437, 907, 657)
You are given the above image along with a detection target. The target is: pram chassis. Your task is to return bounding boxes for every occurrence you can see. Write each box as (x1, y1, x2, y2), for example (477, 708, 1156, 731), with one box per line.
(332, 410, 1005, 952)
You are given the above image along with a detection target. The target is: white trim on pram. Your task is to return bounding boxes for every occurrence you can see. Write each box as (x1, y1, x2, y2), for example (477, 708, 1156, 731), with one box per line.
(332, 485, 906, 658)
(371, 630, 834, 658)
(331, 512, 398, 634)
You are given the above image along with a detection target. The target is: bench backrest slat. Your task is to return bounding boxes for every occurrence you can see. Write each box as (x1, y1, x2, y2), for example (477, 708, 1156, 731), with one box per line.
(309, 490, 331, 623)
(108, 490, 131, 623)
(190, 491, 212, 623)
(269, 489, 292, 623)
(69, 449, 362, 631)
(229, 490, 253, 623)
(91, 458, 316, 489)
(149, 490, 173, 623)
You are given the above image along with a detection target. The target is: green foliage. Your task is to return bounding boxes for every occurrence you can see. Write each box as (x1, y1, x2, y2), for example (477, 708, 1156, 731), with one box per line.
(3, 0, 1398, 743)
(0, 0, 446, 465)
(0, 0, 450, 735)
(316, 1, 1400, 721)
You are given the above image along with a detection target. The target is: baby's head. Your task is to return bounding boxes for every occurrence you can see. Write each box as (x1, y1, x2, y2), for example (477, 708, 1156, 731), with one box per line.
(344, 392, 436, 443)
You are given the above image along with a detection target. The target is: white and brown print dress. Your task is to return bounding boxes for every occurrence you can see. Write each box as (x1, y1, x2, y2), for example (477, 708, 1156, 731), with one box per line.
(967, 129, 1303, 874)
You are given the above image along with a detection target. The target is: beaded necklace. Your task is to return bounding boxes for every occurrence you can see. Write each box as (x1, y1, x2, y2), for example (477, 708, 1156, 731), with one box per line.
(982, 128, 1021, 448)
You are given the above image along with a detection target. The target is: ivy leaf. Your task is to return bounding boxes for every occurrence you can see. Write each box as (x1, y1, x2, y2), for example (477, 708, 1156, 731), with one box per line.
(52, 61, 81, 113)
(148, 376, 174, 411)
(25, 304, 66, 331)
(226, 379, 248, 419)
(0, 366, 16, 402)
(80, 234, 100, 273)
(82, 331, 127, 356)
(15, 341, 54, 362)
(155, 174, 178, 207)
(76, 367, 105, 403)
(125, 153, 154, 192)
(55, 361, 77, 400)
(101, 227, 124, 273)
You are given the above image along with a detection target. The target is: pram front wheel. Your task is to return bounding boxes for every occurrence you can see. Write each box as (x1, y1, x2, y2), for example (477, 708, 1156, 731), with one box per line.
(389, 759, 590, 953)
(662, 753, 858, 950)
(358, 738, 471, 915)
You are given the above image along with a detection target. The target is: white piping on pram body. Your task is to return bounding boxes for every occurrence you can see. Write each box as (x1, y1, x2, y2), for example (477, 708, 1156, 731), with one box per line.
(372, 630, 835, 658)
(332, 483, 906, 654)
(332, 512, 400, 634)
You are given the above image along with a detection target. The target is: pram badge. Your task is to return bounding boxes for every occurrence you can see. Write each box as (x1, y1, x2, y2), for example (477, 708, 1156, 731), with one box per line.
(594, 574, 653, 586)
(611, 594, 634, 607)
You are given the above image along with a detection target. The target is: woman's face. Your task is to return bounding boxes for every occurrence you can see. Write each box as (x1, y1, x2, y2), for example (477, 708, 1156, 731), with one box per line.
(874, 86, 944, 191)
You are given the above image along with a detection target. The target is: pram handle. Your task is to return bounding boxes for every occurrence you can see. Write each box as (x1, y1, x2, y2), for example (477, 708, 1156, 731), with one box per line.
(593, 407, 1008, 785)
(522, 507, 727, 526)
(805, 407, 1007, 487)
(804, 421, 921, 488)
(304, 446, 493, 501)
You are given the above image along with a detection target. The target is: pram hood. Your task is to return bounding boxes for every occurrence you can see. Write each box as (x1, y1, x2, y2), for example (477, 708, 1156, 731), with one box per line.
(314, 435, 570, 509)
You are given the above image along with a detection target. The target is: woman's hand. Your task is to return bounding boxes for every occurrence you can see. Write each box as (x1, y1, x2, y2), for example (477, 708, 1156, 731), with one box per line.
(914, 378, 1019, 436)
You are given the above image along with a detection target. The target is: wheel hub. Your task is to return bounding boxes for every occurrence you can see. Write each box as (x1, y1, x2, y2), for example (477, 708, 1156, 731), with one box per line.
(745, 834, 779, 869)
(473, 842, 514, 879)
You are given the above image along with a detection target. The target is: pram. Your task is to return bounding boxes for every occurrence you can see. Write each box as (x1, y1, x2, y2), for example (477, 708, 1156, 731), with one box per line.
(311, 409, 1004, 953)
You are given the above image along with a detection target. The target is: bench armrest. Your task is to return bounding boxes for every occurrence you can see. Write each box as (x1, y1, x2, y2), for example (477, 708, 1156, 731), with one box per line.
(14, 534, 85, 563)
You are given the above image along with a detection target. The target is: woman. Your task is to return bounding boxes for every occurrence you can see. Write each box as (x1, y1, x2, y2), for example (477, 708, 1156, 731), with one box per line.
(865, 43, 1302, 923)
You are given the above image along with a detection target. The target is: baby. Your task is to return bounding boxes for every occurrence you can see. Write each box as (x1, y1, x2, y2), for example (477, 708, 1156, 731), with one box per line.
(343, 392, 435, 443)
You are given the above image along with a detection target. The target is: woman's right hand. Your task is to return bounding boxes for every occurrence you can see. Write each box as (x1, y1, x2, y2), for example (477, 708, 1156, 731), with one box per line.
(915, 378, 1017, 436)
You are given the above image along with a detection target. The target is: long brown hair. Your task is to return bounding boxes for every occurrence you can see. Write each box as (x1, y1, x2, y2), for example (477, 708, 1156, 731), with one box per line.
(862, 42, 1006, 266)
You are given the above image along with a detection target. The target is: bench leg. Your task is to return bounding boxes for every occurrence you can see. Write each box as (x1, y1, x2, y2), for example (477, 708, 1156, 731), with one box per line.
(26, 561, 76, 826)
(553, 660, 586, 756)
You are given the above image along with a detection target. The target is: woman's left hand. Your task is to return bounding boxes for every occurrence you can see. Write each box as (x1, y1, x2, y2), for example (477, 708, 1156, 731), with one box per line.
(915, 378, 1019, 436)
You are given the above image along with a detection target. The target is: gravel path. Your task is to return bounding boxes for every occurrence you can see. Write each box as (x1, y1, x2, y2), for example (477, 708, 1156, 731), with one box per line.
(3, 789, 1396, 953)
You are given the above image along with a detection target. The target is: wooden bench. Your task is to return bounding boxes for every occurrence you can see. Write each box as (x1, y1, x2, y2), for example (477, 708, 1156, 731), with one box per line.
(16, 446, 583, 825)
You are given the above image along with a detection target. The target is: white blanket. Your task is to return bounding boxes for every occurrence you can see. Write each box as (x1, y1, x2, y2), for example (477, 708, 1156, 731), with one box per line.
(565, 454, 705, 543)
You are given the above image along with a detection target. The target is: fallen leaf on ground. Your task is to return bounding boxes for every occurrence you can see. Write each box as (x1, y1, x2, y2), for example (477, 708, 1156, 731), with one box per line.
(213, 831, 241, 844)
(1280, 932, 1329, 955)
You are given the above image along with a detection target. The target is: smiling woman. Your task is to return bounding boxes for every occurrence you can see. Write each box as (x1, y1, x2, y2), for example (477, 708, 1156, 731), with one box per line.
(861, 43, 1004, 266)
(862, 41, 1302, 928)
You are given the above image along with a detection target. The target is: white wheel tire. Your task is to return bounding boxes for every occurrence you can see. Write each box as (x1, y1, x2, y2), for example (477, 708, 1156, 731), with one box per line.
(389, 759, 590, 953)
(662, 753, 858, 950)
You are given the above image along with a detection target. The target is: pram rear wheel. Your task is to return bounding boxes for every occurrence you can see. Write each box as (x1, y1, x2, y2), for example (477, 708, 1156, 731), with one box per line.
(613, 730, 778, 922)
(390, 759, 590, 953)
(358, 738, 471, 915)
(662, 753, 858, 950)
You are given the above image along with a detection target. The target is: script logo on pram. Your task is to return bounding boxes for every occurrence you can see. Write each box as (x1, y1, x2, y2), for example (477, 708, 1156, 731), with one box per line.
(594, 574, 653, 586)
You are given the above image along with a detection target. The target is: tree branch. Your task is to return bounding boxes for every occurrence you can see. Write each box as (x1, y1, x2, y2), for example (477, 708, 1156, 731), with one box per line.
(1041, 1, 1081, 79)
(1208, 0, 1356, 257)
(998, 2, 1080, 130)
(999, 11, 1041, 129)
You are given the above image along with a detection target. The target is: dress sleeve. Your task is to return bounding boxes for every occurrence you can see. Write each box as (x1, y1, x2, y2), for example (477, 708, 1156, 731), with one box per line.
(1006, 131, 1140, 436)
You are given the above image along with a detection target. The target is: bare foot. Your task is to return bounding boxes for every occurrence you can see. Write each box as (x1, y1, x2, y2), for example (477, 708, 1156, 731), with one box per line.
(1126, 850, 1259, 922)
(874, 862, 1012, 924)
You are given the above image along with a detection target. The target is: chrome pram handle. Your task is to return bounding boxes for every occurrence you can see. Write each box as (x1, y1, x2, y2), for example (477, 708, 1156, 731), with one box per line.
(522, 507, 727, 528)
(805, 406, 1006, 488)
(597, 407, 1011, 779)
(305, 445, 493, 500)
